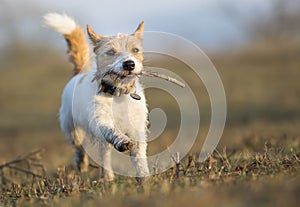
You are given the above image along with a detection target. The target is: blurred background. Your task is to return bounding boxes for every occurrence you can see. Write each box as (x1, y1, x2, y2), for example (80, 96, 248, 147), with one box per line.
(0, 0, 299, 171)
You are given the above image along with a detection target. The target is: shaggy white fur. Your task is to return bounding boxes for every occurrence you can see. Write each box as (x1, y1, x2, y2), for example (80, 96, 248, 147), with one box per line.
(44, 13, 77, 35)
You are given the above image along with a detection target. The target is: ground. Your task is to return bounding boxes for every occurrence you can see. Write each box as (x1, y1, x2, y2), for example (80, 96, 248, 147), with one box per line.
(0, 41, 299, 206)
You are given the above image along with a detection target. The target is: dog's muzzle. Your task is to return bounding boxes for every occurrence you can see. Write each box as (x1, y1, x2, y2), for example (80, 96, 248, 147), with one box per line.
(94, 58, 142, 99)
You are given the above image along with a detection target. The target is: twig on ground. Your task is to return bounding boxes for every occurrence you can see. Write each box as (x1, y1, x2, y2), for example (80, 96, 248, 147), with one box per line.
(0, 149, 45, 184)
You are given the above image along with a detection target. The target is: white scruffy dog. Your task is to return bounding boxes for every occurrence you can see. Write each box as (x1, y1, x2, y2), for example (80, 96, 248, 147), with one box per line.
(44, 13, 149, 181)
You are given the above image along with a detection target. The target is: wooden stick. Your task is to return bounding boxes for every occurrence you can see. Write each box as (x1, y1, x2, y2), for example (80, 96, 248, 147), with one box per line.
(140, 71, 185, 88)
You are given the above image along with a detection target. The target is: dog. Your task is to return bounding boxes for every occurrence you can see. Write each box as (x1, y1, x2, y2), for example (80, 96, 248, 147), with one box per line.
(44, 13, 149, 181)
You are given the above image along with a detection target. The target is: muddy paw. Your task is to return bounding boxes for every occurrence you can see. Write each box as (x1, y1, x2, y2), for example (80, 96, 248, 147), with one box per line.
(117, 140, 133, 152)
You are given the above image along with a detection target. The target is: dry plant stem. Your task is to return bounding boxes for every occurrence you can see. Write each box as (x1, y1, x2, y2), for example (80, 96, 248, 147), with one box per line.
(140, 71, 185, 88)
(0, 149, 45, 180)
(0, 149, 44, 170)
(7, 166, 42, 178)
(171, 152, 181, 180)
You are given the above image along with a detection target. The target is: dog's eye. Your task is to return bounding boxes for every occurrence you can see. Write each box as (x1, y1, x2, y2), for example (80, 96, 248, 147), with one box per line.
(106, 49, 116, 56)
(132, 48, 140, 53)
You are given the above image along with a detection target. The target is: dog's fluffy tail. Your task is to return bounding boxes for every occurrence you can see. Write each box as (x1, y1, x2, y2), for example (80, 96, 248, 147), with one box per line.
(44, 13, 91, 75)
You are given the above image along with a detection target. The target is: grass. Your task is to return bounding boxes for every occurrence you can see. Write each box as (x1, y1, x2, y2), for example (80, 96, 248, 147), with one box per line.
(0, 136, 299, 207)
(0, 38, 300, 206)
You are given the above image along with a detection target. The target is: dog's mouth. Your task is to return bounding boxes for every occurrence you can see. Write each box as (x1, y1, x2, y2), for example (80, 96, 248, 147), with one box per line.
(98, 70, 139, 96)
(107, 70, 137, 83)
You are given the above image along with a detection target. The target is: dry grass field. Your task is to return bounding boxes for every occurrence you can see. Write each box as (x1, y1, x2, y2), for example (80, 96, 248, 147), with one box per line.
(0, 40, 299, 207)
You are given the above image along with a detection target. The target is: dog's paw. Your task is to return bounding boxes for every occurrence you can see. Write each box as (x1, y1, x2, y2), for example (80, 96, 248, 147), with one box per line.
(116, 140, 133, 152)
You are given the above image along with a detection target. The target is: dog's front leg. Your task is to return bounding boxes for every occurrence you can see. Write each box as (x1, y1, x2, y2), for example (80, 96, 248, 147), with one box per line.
(99, 142, 114, 181)
(130, 132, 150, 180)
(99, 126, 133, 152)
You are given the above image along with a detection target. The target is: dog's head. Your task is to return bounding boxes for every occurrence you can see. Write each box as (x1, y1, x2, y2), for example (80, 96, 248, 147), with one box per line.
(87, 22, 144, 95)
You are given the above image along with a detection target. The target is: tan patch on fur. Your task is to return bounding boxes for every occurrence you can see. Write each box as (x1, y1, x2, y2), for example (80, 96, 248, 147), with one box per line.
(64, 26, 91, 75)
(87, 22, 144, 95)
(92, 35, 143, 94)
(87, 24, 106, 45)
(95, 35, 143, 70)
(133, 21, 144, 41)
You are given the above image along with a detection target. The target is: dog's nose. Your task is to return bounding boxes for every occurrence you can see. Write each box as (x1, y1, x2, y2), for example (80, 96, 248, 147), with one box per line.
(122, 60, 135, 71)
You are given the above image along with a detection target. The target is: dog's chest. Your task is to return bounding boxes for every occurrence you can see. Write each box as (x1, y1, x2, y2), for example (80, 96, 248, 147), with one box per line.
(95, 94, 148, 134)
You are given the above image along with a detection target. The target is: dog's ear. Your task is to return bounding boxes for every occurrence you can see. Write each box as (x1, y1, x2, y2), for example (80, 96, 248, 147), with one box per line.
(133, 21, 144, 40)
(87, 24, 105, 45)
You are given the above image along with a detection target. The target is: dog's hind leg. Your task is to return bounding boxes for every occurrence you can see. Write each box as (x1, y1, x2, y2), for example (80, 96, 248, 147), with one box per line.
(74, 144, 89, 173)
(99, 142, 114, 181)
(72, 130, 89, 173)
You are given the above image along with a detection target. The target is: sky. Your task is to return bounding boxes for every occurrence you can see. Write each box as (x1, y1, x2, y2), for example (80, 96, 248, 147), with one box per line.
(0, 0, 273, 52)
